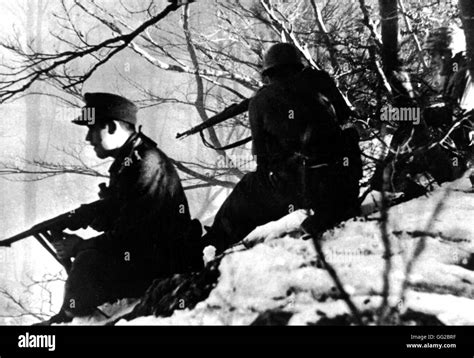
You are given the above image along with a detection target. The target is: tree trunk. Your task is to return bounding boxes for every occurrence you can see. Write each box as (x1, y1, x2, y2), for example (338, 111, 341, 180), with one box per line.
(378, 0, 415, 105)
(379, 0, 399, 75)
(24, 0, 44, 226)
(459, 0, 474, 78)
(22, 0, 44, 277)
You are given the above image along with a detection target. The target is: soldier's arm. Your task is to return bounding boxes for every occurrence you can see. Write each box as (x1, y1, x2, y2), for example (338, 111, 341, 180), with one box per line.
(249, 94, 269, 168)
(249, 97, 262, 155)
(76, 150, 167, 252)
(87, 197, 120, 232)
(309, 69, 352, 124)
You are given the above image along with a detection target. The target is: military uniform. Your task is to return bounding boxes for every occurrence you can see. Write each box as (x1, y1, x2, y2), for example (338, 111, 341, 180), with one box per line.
(62, 93, 202, 316)
(204, 67, 362, 253)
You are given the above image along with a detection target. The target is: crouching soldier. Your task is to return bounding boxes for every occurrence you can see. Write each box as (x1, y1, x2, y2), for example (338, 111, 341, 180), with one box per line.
(43, 93, 202, 324)
(203, 43, 362, 253)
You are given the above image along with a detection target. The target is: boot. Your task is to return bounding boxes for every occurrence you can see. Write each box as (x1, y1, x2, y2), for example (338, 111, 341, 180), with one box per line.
(32, 310, 73, 326)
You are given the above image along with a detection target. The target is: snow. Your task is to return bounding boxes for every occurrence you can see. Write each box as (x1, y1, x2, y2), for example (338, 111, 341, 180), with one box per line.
(406, 291, 474, 325)
(117, 171, 474, 325)
(202, 245, 216, 266)
(56, 298, 139, 326)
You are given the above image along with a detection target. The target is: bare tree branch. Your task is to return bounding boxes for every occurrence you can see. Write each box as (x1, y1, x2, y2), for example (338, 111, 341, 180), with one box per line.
(397, 0, 428, 71)
(0, 1, 182, 102)
(309, 0, 340, 72)
(308, 232, 364, 325)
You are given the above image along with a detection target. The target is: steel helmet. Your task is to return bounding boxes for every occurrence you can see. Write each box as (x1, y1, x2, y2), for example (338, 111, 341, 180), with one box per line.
(262, 43, 303, 75)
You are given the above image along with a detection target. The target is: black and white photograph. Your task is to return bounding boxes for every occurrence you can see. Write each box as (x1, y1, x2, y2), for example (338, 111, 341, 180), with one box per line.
(0, 0, 473, 352)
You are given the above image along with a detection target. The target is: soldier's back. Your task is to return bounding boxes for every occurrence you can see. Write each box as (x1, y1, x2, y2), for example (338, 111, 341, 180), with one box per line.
(250, 69, 343, 166)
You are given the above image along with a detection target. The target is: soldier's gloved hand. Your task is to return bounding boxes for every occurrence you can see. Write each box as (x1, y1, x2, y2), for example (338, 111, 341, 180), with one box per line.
(51, 233, 83, 259)
(98, 182, 109, 199)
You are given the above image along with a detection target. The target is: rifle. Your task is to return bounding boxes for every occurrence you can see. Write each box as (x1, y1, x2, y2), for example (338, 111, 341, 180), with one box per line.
(176, 76, 354, 150)
(176, 98, 250, 140)
(0, 200, 103, 272)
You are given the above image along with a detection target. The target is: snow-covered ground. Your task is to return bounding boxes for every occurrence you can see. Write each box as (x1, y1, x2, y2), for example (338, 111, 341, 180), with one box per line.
(116, 171, 474, 325)
(57, 298, 139, 326)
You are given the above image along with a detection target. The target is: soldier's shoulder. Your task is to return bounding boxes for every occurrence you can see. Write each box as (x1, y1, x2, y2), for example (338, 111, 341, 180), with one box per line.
(299, 67, 332, 83)
(251, 84, 277, 104)
(253, 84, 271, 96)
(133, 135, 169, 167)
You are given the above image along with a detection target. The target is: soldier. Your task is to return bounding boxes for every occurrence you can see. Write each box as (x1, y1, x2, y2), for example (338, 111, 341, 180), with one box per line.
(43, 93, 202, 324)
(425, 26, 473, 148)
(425, 25, 474, 187)
(203, 43, 362, 253)
(374, 26, 473, 198)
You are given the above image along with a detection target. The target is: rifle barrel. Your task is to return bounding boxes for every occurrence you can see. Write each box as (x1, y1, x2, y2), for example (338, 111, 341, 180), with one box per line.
(0, 230, 35, 247)
(0, 200, 100, 248)
(176, 98, 250, 139)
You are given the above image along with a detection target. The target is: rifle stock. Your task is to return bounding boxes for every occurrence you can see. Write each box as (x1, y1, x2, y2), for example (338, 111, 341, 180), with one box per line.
(176, 98, 250, 139)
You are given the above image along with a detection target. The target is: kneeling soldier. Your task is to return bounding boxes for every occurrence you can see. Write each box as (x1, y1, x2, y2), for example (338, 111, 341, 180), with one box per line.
(46, 93, 202, 324)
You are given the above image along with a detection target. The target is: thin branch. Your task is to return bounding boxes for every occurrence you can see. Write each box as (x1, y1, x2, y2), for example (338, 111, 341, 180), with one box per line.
(358, 0, 383, 49)
(377, 148, 396, 324)
(307, 233, 364, 325)
(0, 289, 47, 320)
(0, 2, 181, 102)
(397, 0, 428, 71)
(309, 0, 339, 71)
(171, 159, 235, 188)
(182, 4, 244, 178)
(398, 187, 452, 309)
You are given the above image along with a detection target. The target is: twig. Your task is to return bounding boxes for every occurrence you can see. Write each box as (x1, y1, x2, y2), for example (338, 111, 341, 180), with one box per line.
(358, 0, 392, 94)
(0, 2, 181, 102)
(397, 0, 428, 71)
(182, 4, 243, 178)
(358, 0, 383, 49)
(73, 0, 258, 92)
(171, 159, 235, 188)
(377, 154, 394, 324)
(308, 233, 364, 325)
(398, 187, 452, 308)
(309, 0, 339, 71)
(0, 289, 47, 321)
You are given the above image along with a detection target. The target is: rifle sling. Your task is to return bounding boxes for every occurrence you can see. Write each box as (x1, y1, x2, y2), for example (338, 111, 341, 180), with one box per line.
(200, 132, 252, 151)
(33, 233, 71, 273)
